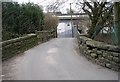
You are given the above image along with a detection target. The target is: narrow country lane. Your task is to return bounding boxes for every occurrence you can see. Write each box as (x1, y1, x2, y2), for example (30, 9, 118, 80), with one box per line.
(2, 38, 118, 80)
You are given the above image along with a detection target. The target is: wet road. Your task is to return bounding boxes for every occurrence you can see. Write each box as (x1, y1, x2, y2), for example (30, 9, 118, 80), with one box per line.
(2, 38, 118, 80)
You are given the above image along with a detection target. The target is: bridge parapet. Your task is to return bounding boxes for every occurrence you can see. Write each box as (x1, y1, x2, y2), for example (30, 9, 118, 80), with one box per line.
(57, 15, 89, 20)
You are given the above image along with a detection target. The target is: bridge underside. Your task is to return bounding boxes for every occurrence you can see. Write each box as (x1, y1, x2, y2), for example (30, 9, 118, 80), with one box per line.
(58, 15, 89, 20)
(57, 15, 89, 38)
(59, 19, 80, 23)
(58, 17, 89, 22)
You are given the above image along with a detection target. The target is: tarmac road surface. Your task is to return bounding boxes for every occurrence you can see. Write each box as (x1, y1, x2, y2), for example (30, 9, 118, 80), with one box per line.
(2, 38, 118, 80)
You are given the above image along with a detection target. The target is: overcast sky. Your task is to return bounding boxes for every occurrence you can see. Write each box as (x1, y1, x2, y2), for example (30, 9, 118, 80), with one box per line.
(12, 0, 117, 13)
(15, 0, 79, 13)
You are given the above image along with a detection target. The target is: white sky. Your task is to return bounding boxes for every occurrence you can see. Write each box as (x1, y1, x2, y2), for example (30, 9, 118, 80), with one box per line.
(12, 0, 117, 13)
(15, 0, 79, 13)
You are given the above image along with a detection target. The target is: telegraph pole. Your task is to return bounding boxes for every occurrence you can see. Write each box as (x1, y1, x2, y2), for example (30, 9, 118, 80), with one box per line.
(70, 3, 73, 37)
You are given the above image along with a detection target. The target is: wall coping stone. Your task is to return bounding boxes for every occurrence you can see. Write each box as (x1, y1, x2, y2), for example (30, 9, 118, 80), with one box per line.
(2, 34, 36, 47)
(78, 34, 120, 53)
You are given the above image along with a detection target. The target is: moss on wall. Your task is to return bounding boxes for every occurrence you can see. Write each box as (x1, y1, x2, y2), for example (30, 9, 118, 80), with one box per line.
(2, 34, 38, 60)
(2, 29, 57, 61)
(77, 31, 120, 71)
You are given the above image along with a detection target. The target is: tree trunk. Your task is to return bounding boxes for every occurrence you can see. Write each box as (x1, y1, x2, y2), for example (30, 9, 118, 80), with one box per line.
(113, 2, 120, 46)
(88, 20, 97, 38)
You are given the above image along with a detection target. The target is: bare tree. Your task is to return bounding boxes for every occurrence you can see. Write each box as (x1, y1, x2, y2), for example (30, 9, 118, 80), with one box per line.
(76, 0, 113, 39)
(44, 13, 58, 30)
(46, 0, 68, 13)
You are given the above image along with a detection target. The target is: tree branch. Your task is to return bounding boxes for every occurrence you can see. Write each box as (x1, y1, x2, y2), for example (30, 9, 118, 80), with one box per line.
(84, 2, 93, 12)
(82, 3, 93, 20)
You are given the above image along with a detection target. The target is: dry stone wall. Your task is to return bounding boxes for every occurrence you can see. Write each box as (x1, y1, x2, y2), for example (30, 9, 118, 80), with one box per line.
(2, 34, 38, 60)
(36, 29, 56, 42)
(2, 29, 57, 60)
(76, 31, 120, 71)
